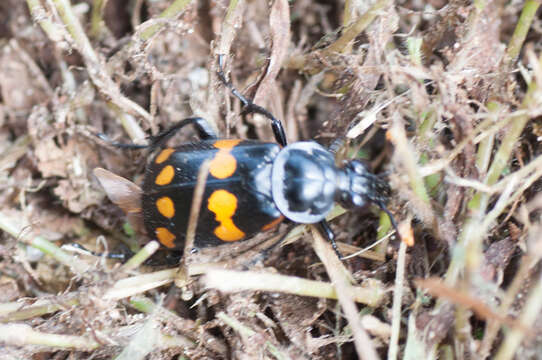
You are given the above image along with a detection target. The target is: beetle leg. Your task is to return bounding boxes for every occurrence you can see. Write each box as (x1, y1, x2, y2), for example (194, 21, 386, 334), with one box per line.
(64, 242, 131, 261)
(328, 137, 345, 154)
(98, 117, 218, 150)
(217, 55, 288, 147)
(318, 220, 343, 259)
(96, 133, 149, 149)
(376, 201, 402, 242)
(147, 117, 218, 149)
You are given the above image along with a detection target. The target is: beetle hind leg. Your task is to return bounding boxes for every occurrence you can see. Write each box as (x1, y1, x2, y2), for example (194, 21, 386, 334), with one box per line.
(217, 55, 288, 147)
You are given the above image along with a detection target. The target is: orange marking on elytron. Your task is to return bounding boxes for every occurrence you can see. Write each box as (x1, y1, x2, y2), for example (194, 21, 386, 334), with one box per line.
(207, 189, 246, 241)
(155, 148, 175, 164)
(209, 139, 242, 179)
(155, 165, 175, 185)
(155, 227, 176, 248)
(262, 215, 284, 231)
(156, 196, 175, 218)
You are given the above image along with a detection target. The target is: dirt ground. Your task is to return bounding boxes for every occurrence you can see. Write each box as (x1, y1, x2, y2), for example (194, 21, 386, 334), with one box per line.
(0, 0, 541, 359)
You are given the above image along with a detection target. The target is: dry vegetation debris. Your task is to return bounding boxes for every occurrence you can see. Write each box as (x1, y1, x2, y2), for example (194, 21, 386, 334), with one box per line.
(0, 0, 542, 359)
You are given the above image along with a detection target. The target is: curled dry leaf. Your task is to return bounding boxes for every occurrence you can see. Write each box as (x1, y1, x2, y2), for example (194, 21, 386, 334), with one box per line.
(252, 0, 291, 108)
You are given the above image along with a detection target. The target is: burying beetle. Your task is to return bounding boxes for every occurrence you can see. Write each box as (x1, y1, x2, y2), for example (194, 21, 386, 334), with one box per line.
(94, 55, 399, 260)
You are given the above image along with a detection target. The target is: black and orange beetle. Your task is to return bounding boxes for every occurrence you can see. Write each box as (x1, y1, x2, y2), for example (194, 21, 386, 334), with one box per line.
(94, 56, 398, 259)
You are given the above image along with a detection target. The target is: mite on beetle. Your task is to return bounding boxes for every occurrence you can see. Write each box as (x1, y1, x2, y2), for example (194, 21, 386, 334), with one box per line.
(94, 55, 399, 259)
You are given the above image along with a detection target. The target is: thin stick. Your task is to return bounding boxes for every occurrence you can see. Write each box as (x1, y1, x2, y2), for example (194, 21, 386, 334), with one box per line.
(388, 240, 407, 360)
(184, 159, 211, 255)
(120, 241, 160, 272)
(311, 226, 379, 360)
(203, 269, 385, 306)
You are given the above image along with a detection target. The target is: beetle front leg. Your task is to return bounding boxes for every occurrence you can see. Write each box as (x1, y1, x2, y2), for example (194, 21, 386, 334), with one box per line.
(217, 55, 288, 147)
(318, 220, 343, 259)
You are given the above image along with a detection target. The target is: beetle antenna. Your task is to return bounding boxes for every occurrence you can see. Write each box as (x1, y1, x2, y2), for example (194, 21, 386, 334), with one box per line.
(377, 202, 401, 242)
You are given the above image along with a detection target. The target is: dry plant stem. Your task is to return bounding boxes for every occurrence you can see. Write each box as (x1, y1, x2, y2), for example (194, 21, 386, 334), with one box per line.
(441, 122, 542, 194)
(0, 296, 79, 322)
(184, 160, 211, 254)
(480, 255, 538, 357)
(343, 0, 355, 27)
(407, 37, 423, 66)
(120, 240, 160, 272)
(113, 109, 147, 144)
(481, 167, 542, 232)
(176, 160, 210, 288)
(322, 0, 392, 55)
(387, 240, 407, 360)
(322, 0, 391, 55)
(390, 113, 430, 204)
(89, 0, 106, 38)
(341, 0, 357, 54)
(216, 312, 288, 360)
(4, 257, 381, 310)
(26, 0, 65, 42)
(104, 262, 253, 300)
(420, 108, 514, 177)
(310, 227, 379, 360)
(51, 0, 98, 61)
(0, 211, 89, 274)
(444, 170, 494, 193)
(494, 272, 542, 360)
(503, 0, 541, 68)
(138, 0, 194, 41)
(475, 102, 500, 175)
(446, 52, 542, 285)
(40, 0, 150, 135)
(104, 268, 176, 300)
(203, 269, 384, 306)
(218, 0, 245, 55)
(0, 323, 99, 350)
(286, 0, 392, 71)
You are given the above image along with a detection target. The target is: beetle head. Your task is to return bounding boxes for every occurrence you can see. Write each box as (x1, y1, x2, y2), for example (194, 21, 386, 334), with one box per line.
(337, 160, 390, 210)
(337, 159, 400, 236)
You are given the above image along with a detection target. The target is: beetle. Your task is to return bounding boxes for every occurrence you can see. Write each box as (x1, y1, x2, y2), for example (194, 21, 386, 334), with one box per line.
(94, 56, 399, 259)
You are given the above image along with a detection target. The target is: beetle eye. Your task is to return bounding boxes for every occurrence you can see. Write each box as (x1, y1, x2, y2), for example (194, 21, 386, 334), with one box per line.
(352, 194, 364, 207)
(350, 160, 369, 175)
(344, 160, 369, 176)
